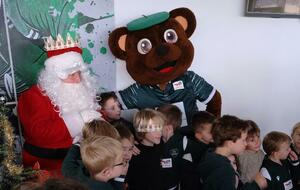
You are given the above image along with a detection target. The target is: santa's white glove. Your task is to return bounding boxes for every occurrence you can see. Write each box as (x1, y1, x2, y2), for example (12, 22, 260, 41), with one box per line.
(80, 110, 102, 123)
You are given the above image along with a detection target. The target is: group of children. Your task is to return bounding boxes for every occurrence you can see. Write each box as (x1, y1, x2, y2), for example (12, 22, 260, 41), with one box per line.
(30, 92, 300, 190)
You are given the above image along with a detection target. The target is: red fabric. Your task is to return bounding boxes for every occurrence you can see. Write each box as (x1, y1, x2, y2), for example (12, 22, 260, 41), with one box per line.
(22, 150, 64, 173)
(18, 85, 72, 170)
(47, 47, 82, 58)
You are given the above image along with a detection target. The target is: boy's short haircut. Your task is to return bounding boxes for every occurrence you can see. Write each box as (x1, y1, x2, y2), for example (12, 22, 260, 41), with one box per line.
(245, 120, 260, 139)
(114, 120, 134, 142)
(80, 136, 123, 176)
(82, 120, 120, 140)
(212, 115, 249, 147)
(98, 92, 118, 106)
(133, 108, 165, 141)
(157, 104, 182, 130)
(262, 131, 291, 156)
(291, 122, 300, 137)
(192, 111, 216, 132)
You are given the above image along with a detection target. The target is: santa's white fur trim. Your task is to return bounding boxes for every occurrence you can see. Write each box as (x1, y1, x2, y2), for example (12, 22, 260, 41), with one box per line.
(62, 112, 85, 138)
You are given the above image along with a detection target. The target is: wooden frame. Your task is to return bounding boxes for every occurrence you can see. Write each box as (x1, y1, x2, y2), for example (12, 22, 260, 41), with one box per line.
(246, 0, 300, 18)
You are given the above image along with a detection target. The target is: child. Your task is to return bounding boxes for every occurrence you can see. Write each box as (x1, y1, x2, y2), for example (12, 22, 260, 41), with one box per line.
(157, 104, 184, 190)
(192, 111, 215, 145)
(113, 121, 135, 189)
(126, 109, 165, 190)
(62, 120, 122, 190)
(80, 136, 125, 189)
(180, 111, 216, 190)
(291, 123, 300, 156)
(99, 92, 136, 137)
(260, 131, 297, 190)
(198, 115, 267, 190)
(82, 120, 120, 140)
(237, 120, 265, 183)
(291, 123, 300, 189)
(99, 92, 122, 122)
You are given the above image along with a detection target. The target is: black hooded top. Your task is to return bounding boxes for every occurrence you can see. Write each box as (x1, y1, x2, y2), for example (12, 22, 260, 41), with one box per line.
(198, 151, 261, 190)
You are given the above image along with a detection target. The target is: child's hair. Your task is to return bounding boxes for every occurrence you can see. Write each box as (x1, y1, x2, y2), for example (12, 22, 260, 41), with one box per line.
(291, 122, 300, 137)
(157, 104, 182, 130)
(212, 115, 249, 147)
(262, 131, 291, 156)
(20, 178, 89, 190)
(133, 108, 165, 141)
(114, 120, 134, 142)
(82, 120, 120, 140)
(40, 178, 89, 190)
(98, 92, 118, 107)
(245, 120, 260, 139)
(192, 111, 216, 132)
(80, 136, 123, 176)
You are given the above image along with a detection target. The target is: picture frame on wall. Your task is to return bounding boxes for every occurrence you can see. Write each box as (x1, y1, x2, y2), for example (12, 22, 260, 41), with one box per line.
(245, 0, 300, 18)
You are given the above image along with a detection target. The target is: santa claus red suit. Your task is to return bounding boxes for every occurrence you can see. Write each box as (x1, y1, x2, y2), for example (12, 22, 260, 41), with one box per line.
(18, 34, 101, 171)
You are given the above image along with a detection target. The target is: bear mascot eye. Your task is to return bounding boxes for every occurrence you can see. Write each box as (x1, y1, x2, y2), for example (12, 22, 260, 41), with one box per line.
(137, 38, 152, 54)
(164, 29, 178, 43)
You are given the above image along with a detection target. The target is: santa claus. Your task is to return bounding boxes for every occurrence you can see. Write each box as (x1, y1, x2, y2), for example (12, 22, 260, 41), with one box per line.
(17, 34, 101, 171)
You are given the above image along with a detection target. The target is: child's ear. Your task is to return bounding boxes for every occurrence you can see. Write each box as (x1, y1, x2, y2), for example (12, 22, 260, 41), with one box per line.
(108, 27, 128, 60)
(101, 167, 113, 177)
(195, 132, 202, 139)
(169, 8, 196, 38)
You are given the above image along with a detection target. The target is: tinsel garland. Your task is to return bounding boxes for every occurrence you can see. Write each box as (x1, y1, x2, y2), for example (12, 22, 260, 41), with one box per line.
(0, 105, 36, 190)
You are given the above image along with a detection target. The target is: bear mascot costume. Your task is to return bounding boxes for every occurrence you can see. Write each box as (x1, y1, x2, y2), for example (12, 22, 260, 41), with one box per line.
(109, 7, 221, 124)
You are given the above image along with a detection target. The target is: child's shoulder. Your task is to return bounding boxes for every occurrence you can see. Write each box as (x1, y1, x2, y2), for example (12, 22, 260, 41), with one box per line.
(87, 179, 115, 190)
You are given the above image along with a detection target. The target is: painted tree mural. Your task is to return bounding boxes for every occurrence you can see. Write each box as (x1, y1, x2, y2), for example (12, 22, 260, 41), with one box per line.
(0, 0, 115, 103)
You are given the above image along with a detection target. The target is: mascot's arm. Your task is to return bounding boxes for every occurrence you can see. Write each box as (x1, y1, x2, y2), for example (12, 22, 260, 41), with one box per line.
(206, 90, 222, 118)
(188, 71, 222, 117)
(116, 83, 140, 109)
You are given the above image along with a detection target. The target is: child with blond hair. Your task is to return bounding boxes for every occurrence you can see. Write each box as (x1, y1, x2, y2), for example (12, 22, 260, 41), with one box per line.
(62, 120, 123, 190)
(126, 109, 165, 190)
(291, 122, 300, 157)
(80, 136, 124, 189)
(237, 120, 265, 183)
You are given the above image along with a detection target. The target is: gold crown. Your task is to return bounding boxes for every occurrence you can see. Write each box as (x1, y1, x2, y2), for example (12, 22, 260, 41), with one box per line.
(44, 33, 80, 51)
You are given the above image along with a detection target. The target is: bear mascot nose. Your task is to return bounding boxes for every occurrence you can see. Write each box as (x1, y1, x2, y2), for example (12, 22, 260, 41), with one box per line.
(156, 45, 169, 56)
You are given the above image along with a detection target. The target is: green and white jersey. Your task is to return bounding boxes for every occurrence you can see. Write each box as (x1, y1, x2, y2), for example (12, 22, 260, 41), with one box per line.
(260, 158, 294, 190)
(117, 71, 215, 125)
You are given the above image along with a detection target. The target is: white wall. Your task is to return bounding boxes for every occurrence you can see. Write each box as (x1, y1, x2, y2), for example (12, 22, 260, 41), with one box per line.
(114, 0, 300, 136)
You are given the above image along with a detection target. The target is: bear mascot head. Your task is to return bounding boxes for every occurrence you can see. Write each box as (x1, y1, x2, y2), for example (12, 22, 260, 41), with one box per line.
(109, 7, 221, 124)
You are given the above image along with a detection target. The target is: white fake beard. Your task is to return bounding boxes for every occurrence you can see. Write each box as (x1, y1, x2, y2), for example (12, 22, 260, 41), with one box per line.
(53, 82, 98, 114)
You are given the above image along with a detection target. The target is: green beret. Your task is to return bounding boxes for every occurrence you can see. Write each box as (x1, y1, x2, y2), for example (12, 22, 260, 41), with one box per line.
(127, 12, 169, 31)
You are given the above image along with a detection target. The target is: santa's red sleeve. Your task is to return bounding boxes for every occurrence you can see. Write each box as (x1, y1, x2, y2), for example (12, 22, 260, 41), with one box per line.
(18, 85, 72, 149)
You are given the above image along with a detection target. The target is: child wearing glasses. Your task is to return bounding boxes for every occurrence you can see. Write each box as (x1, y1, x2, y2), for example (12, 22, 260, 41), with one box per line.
(62, 120, 124, 190)
(80, 136, 125, 190)
(126, 109, 165, 190)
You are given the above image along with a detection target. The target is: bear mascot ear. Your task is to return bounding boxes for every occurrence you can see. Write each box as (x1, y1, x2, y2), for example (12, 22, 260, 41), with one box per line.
(170, 7, 196, 38)
(108, 27, 128, 60)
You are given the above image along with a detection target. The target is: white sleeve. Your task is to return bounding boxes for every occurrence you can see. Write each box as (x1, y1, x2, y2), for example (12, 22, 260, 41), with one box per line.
(62, 112, 85, 138)
(260, 167, 271, 181)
